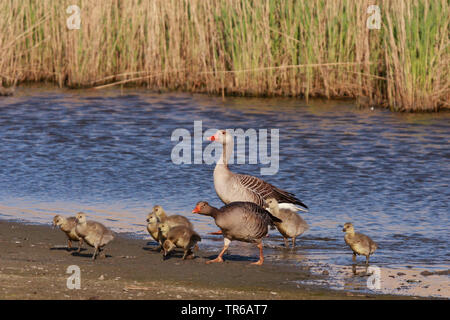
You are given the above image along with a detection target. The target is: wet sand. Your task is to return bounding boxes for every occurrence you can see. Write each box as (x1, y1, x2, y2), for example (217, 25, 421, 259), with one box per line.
(305, 264, 449, 299)
(0, 219, 421, 300)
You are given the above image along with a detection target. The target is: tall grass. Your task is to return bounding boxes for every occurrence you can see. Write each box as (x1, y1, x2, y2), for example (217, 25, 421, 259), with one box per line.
(0, 0, 448, 111)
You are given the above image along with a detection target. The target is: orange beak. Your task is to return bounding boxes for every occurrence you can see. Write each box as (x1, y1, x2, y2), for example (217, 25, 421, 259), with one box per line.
(192, 205, 200, 214)
(207, 135, 215, 141)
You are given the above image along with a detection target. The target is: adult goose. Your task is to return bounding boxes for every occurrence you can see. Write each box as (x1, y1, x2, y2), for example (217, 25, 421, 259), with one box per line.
(192, 201, 281, 265)
(208, 129, 308, 212)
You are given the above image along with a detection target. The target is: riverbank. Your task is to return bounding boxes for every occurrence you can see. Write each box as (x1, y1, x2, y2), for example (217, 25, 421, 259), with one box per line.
(0, 219, 419, 300)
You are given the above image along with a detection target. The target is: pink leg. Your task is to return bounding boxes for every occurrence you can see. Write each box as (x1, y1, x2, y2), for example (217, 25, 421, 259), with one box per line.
(207, 238, 230, 264)
(251, 242, 264, 266)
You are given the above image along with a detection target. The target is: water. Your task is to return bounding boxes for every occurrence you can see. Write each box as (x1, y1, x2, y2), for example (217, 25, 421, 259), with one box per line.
(0, 87, 449, 295)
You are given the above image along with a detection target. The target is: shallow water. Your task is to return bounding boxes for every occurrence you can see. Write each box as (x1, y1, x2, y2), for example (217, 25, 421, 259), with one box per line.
(0, 87, 449, 297)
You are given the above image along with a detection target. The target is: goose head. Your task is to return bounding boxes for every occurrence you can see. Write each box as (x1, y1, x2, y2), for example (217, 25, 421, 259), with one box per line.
(342, 222, 355, 234)
(264, 198, 279, 210)
(152, 205, 165, 218)
(207, 129, 233, 145)
(75, 212, 87, 224)
(158, 222, 170, 238)
(191, 201, 215, 216)
(146, 212, 158, 224)
(52, 215, 65, 228)
(162, 240, 175, 258)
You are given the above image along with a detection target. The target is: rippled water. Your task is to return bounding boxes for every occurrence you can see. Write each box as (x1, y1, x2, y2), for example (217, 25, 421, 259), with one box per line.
(0, 87, 449, 293)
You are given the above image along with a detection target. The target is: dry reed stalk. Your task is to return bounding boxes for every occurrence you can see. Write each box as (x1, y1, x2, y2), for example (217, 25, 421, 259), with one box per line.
(0, 0, 447, 111)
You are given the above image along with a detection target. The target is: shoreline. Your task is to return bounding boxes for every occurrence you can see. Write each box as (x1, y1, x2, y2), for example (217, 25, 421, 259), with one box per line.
(0, 219, 423, 300)
(4, 84, 450, 114)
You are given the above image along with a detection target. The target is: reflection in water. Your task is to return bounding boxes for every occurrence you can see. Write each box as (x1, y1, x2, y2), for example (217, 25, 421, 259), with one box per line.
(0, 87, 449, 296)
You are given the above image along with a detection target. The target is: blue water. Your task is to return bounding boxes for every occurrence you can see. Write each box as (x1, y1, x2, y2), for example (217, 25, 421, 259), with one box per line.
(0, 87, 449, 275)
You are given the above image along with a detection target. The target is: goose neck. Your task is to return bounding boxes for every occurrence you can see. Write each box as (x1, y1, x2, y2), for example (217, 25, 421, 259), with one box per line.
(272, 206, 280, 216)
(206, 206, 221, 218)
(218, 138, 233, 167)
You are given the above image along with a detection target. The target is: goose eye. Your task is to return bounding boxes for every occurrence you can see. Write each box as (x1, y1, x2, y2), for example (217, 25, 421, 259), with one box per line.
(221, 130, 226, 135)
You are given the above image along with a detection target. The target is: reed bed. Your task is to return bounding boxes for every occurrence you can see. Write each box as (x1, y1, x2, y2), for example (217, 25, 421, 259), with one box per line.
(0, 0, 448, 111)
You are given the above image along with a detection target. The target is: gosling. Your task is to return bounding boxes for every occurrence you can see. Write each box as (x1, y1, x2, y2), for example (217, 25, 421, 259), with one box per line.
(74, 212, 114, 260)
(152, 205, 193, 229)
(52, 215, 84, 252)
(342, 222, 377, 265)
(161, 225, 201, 260)
(146, 212, 164, 250)
(264, 198, 309, 248)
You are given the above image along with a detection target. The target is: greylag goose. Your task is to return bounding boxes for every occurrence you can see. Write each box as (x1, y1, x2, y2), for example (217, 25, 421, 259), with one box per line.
(74, 212, 114, 260)
(192, 201, 281, 265)
(52, 215, 84, 252)
(208, 130, 308, 212)
(264, 198, 309, 248)
(161, 225, 201, 260)
(342, 222, 377, 265)
(152, 205, 193, 229)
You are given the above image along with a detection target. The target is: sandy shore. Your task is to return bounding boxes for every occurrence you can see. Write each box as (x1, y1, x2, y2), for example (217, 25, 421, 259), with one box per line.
(0, 219, 422, 300)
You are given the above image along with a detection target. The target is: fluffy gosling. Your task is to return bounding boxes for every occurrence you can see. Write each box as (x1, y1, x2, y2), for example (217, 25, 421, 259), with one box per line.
(264, 198, 309, 248)
(342, 222, 377, 265)
(52, 215, 84, 252)
(74, 212, 114, 260)
(152, 205, 193, 229)
(162, 225, 201, 260)
(146, 212, 164, 250)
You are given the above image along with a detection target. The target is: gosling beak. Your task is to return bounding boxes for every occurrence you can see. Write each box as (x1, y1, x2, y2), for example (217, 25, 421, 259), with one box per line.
(75, 219, 79, 224)
(146, 219, 149, 223)
(342, 228, 346, 232)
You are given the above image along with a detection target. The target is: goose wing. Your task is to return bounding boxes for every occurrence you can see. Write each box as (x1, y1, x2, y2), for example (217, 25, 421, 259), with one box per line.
(235, 173, 308, 209)
(232, 202, 274, 240)
(241, 202, 281, 233)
